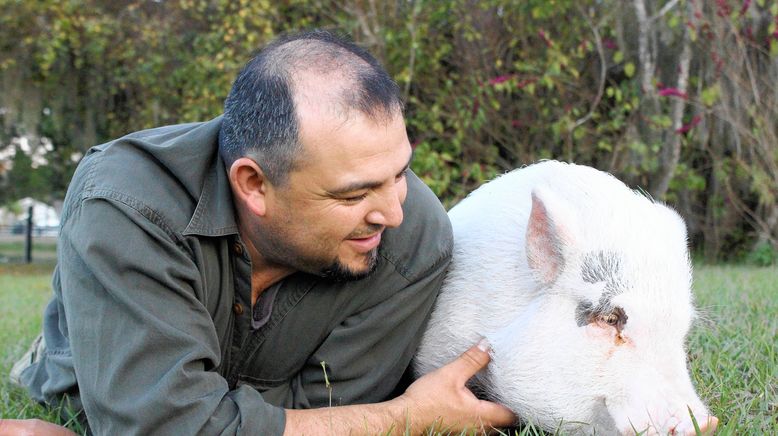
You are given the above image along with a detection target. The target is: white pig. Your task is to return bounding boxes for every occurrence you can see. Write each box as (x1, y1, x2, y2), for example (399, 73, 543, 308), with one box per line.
(413, 161, 716, 435)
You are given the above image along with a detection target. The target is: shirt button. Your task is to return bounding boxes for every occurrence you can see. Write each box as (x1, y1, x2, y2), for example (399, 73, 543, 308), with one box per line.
(233, 242, 244, 256)
(233, 303, 244, 316)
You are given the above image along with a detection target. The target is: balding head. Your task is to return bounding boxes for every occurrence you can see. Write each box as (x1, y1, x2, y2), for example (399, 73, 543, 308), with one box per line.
(219, 29, 403, 185)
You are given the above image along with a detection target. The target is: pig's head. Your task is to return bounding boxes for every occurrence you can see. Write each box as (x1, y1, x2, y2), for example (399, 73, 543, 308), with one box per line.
(481, 187, 716, 435)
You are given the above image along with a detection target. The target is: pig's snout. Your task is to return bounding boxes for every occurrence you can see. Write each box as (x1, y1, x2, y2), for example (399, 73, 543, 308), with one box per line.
(609, 373, 715, 435)
(616, 409, 717, 435)
(671, 415, 718, 435)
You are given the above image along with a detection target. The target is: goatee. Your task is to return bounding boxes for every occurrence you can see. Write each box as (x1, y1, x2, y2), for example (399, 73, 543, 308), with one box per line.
(320, 248, 379, 282)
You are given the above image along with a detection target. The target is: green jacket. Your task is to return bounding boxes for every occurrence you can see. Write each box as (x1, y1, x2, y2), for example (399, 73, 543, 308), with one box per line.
(20, 117, 453, 435)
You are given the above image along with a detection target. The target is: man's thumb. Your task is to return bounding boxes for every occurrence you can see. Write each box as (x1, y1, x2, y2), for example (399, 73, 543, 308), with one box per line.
(450, 337, 492, 382)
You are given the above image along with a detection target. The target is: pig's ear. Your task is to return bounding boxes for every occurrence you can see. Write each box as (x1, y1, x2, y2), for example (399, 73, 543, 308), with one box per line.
(526, 188, 573, 285)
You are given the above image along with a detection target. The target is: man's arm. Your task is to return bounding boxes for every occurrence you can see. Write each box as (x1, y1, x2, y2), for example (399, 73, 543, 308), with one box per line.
(54, 197, 284, 435)
(1, 342, 515, 436)
(0, 419, 76, 436)
(284, 341, 516, 435)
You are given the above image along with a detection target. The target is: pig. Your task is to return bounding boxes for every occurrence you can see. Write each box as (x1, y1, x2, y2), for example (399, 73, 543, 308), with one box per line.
(413, 161, 717, 435)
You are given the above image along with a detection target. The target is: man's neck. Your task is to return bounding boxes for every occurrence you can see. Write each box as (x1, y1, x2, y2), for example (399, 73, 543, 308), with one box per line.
(250, 267, 293, 305)
(234, 207, 296, 305)
(238, 229, 294, 306)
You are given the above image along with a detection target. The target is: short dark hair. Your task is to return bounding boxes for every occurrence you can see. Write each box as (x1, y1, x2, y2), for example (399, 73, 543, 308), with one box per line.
(219, 29, 403, 184)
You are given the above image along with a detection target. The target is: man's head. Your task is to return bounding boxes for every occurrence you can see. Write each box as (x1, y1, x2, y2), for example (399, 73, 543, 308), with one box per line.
(221, 29, 412, 281)
(220, 29, 403, 185)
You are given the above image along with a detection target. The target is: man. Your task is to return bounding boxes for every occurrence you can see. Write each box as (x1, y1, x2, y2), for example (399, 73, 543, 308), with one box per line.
(4, 29, 514, 434)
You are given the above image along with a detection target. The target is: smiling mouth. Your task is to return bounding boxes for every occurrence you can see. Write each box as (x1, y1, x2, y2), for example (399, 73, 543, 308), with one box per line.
(350, 232, 380, 240)
(347, 232, 382, 252)
(348, 225, 386, 240)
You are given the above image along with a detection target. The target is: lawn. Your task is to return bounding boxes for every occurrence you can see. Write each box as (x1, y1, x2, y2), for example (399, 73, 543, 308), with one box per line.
(0, 238, 58, 264)
(0, 263, 775, 434)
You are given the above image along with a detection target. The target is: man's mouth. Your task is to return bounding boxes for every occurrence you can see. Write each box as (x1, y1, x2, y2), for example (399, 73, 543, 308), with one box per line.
(346, 232, 382, 252)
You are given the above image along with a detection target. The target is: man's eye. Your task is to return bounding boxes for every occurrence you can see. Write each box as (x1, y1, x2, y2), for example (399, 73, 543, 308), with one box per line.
(396, 168, 409, 182)
(342, 193, 368, 203)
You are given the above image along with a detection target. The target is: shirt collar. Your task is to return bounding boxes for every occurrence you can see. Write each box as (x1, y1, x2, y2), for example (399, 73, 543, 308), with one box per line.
(182, 117, 240, 237)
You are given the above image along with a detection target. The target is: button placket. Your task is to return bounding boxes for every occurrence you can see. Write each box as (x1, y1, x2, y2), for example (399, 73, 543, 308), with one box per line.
(227, 236, 253, 387)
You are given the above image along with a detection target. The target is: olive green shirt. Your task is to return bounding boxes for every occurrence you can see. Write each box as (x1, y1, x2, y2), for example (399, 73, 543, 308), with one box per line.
(19, 117, 453, 435)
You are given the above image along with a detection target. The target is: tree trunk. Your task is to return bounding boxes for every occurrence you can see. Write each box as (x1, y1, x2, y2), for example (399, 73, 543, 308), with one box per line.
(650, 1, 692, 199)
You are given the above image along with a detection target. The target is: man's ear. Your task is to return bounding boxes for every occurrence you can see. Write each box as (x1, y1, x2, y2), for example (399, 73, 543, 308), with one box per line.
(229, 157, 271, 217)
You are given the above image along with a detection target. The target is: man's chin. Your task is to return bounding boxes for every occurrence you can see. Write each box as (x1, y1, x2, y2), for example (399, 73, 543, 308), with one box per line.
(319, 250, 378, 282)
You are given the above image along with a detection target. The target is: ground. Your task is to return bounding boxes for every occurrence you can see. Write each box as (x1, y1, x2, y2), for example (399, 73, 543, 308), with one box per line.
(0, 256, 775, 435)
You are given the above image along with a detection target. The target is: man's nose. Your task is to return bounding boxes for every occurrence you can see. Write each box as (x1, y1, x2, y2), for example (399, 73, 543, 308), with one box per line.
(366, 185, 404, 228)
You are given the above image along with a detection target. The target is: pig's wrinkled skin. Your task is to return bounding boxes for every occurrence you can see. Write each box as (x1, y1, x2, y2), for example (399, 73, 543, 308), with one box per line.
(413, 161, 717, 435)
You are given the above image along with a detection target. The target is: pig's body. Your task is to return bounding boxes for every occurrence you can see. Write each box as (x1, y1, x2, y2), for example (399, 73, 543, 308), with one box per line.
(413, 161, 713, 435)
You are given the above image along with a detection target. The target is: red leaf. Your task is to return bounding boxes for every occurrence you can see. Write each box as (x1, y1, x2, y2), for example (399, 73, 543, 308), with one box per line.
(538, 29, 553, 48)
(603, 38, 617, 50)
(488, 75, 514, 85)
(739, 0, 751, 16)
(676, 115, 702, 134)
(658, 87, 689, 99)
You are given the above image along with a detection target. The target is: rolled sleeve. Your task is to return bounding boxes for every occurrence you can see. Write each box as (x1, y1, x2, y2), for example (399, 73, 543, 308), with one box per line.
(59, 197, 284, 435)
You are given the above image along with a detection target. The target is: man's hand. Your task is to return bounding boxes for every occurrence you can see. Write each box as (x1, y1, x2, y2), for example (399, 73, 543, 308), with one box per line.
(284, 339, 516, 435)
(0, 419, 77, 436)
(394, 338, 517, 433)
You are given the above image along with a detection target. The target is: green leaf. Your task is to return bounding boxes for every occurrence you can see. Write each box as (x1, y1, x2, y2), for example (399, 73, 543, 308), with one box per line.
(701, 84, 721, 107)
(668, 14, 680, 29)
(624, 62, 635, 78)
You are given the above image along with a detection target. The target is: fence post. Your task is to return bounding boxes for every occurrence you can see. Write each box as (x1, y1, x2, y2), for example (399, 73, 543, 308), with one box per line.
(25, 205, 33, 263)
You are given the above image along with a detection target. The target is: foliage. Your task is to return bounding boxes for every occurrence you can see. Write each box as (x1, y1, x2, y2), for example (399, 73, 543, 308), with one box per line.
(0, 0, 776, 260)
(747, 242, 778, 266)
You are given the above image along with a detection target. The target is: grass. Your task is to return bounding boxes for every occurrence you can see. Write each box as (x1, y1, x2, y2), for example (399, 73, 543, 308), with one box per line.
(0, 239, 57, 263)
(686, 265, 777, 434)
(0, 263, 775, 434)
(0, 262, 83, 432)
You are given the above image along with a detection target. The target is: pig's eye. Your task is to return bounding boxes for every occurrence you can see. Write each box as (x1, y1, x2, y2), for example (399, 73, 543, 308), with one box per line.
(603, 313, 620, 326)
(599, 306, 628, 333)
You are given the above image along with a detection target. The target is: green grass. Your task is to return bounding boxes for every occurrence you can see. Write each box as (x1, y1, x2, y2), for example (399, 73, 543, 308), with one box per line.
(0, 264, 775, 434)
(0, 262, 85, 432)
(0, 239, 58, 263)
(686, 265, 777, 434)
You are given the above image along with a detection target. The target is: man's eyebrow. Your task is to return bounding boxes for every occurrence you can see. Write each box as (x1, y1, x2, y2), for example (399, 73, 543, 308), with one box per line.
(327, 152, 413, 196)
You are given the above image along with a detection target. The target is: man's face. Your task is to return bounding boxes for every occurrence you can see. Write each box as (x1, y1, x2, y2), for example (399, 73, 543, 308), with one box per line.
(253, 107, 412, 281)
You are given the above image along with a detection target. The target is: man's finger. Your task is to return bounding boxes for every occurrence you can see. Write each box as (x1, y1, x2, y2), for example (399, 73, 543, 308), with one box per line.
(446, 337, 492, 383)
(477, 399, 518, 428)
